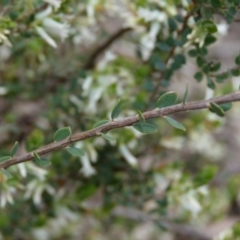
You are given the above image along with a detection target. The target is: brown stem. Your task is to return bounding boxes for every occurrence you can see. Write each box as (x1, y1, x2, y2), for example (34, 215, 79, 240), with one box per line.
(1, 91, 240, 169)
(84, 27, 132, 70)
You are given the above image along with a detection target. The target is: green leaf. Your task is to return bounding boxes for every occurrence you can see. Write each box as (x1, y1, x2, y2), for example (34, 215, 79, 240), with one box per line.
(156, 91, 177, 108)
(210, 62, 221, 72)
(168, 17, 177, 31)
(0, 169, 12, 178)
(33, 152, 51, 167)
(53, 126, 71, 141)
(111, 99, 122, 120)
(209, 102, 225, 117)
(207, 77, 215, 89)
(11, 141, 18, 157)
(100, 133, 116, 142)
(25, 129, 44, 151)
(194, 71, 203, 82)
(164, 116, 186, 131)
(0, 156, 11, 162)
(219, 102, 232, 112)
(66, 147, 85, 157)
(210, 0, 221, 8)
(204, 35, 216, 46)
(93, 120, 109, 128)
(37, 158, 51, 167)
(33, 152, 40, 162)
(188, 49, 197, 57)
(197, 56, 205, 67)
(216, 72, 229, 83)
(202, 20, 218, 34)
(183, 83, 188, 104)
(133, 122, 157, 134)
(235, 53, 240, 65)
(231, 68, 240, 76)
(137, 110, 145, 124)
(194, 165, 217, 187)
(157, 43, 170, 52)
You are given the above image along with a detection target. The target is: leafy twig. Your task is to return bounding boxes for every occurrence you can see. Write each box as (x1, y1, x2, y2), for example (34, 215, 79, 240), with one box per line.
(0, 91, 240, 169)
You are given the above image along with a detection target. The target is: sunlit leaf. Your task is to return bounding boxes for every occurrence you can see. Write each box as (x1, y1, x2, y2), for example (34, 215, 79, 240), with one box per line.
(164, 116, 186, 131)
(66, 147, 85, 157)
(133, 122, 157, 134)
(156, 91, 177, 108)
(53, 126, 71, 141)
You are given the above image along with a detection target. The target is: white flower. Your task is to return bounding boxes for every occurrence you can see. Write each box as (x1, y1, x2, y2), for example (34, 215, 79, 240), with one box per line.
(80, 155, 96, 177)
(44, 0, 62, 9)
(36, 26, 57, 48)
(36, 6, 52, 19)
(0, 86, 8, 96)
(119, 144, 138, 166)
(42, 18, 70, 41)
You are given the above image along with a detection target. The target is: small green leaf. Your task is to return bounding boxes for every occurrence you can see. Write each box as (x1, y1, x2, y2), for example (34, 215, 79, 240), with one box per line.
(137, 110, 145, 124)
(66, 147, 85, 157)
(39, 158, 51, 167)
(183, 83, 188, 104)
(231, 68, 240, 76)
(193, 165, 217, 187)
(0, 169, 12, 178)
(111, 99, 122, 120)
(194, 71, 203, 82)
(209, 102, 225, 117)
(33, 152, 40, 162)
(210, 0, 221, 8)
(0, 156, 11, 162)
(235, 53, 240, 65)
(53, 126, 71, 141)
(156, 91, 177, 108)
(202, 20, 218, 34)
(219, 102, 232, 112)
(188, 49, 197, 57)
(68, 126, 72, 138)
(197, 56, 205, 67)
(93, 120, 109, 128)
(33, 157, 51, 167)
(210, 62, 221, 72)
(164, 116, 186, 131)
(133, 122, 157, 134)
(204, 35, 216, 46)
(100, 133, 116, 142)
(11, 141, 18, 157)
(207, 77, 215, 89)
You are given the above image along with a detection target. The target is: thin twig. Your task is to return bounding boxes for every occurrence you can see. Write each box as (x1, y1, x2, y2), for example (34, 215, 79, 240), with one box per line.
(147, 10, 193, 107)
(84, 27, 132, 70)
(0, 91, 240, 169)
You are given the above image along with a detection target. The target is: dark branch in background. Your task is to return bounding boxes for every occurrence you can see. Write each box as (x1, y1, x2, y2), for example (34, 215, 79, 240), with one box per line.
(84, 27, 132, 70)
(0, 91, 240, 169)
(147, 10, 194, 107)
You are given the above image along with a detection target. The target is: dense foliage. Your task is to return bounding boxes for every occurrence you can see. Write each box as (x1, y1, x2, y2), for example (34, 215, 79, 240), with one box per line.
(1, 0, 240, 239)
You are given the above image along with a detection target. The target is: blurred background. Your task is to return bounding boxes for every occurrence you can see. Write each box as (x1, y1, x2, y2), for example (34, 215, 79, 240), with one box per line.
(1, 1, 240, 239)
